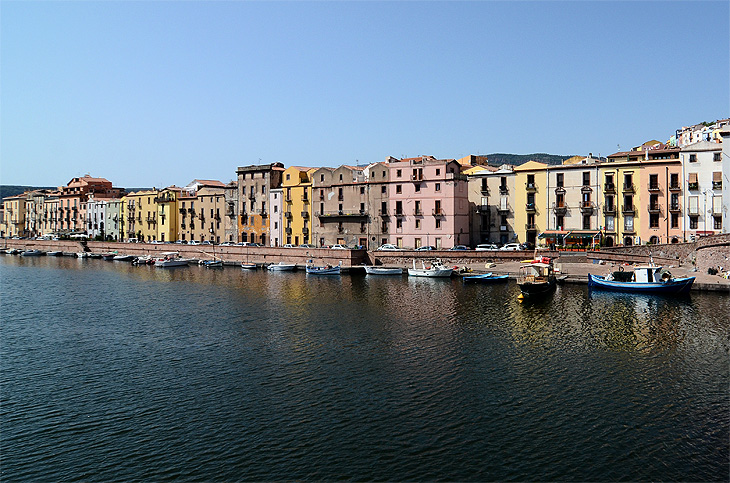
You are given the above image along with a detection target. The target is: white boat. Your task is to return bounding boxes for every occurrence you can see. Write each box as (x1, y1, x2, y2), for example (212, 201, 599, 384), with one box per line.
(133, 255, 155, 265)
(267, 262, 297, 271)
(154, 252, 191, 267)
(76, 252, 89, 258)
(407, 259, 453, 278)
(588, 265, 695, 295)
(21, 249, 44, 256)
(364, 266, 403, 275)
(241, 262, 257, 269)
(113, 254, 135, 261)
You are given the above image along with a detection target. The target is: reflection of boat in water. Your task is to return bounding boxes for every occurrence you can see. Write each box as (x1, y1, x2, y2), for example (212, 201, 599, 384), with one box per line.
(364, 266, 403, 275)
(588, 265, 695, 295)
(407, 259, 453, 278)
(462, 272, 509, 283)
(267, 262, 297, 271)
(517, 258, 556, 296)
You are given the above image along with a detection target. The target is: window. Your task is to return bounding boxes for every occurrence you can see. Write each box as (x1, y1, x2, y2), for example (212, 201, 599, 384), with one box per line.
(624, 173, 633, 189)
(583, 172, 590, 186)
(286, 174, 291, 180)
(436, 169, 440, 176)
(624, 215, 634, 232)
(396, 169, 402, 178)
(381, 186, 386, 194)
(396, 218, 402, 229)
(583, 215, 591, 230)
(320, 174, 325, 182)
(605, 195, 614, 211)
(689, 216, 698, 229)
(649, 174, 659, 190)
(415, 219, 421, 229)
(714, 216, 722, 229)
(396, 185, 402, 194)
(650, 214, 659, 228)
(714, 152, 721, 162)
(527, 174, 535, 188)
(395, 201, 403, 215)
(262, 185, 266, 194)
(435, 183, 441, 191)
(381, 201, 387, 214)
(435, 218, 441, 229)
(556, 173, 564, 188)
(339, 174, 343, 181)
(671, 213, 679, 228)
(481, 179, 488, 191)
(434, 200, 441, 215)
(414, 183, 421, 192)
(556, 215, 564, 229)
(360, 186, 365, 195)
(689, 154, 697, 162)
(670, 173, 679, 188)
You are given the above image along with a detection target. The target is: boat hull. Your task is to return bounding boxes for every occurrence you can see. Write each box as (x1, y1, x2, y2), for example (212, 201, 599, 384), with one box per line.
(21, 250, 44, 257)
(463, 273, 509, 283)
(588, 274, 695, 295)
(365, 266, 403, 275)
(306, 266, 340, 275)
(268, 263, 296, 271)
(155, 260, 190, 267)
(518, 278, 556, 295)
(407, 268, 453, 277)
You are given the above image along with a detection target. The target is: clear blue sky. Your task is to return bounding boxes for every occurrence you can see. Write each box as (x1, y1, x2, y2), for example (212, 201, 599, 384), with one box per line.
(2, 1, 728, 188)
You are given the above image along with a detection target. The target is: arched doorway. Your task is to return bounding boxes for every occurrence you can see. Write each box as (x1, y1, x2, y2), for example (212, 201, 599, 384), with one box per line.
(671, 237, 679, 244)
(623, 236, 633, 246)
(604, 236, 614, 247)
(649, 236, 659, 245)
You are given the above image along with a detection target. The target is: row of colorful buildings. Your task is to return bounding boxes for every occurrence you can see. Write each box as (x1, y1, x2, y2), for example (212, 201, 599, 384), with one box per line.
(2, 121, 729, 249)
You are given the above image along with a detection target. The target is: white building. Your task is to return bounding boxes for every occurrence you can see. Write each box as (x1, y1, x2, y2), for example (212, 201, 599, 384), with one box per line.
(720, 127, 730, 233)
(681, 141, 723, 239)
(269, 188, 283, 247)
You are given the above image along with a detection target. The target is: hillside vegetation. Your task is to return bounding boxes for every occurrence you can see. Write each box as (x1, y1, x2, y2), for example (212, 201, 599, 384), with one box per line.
(486, 153, 574, 166)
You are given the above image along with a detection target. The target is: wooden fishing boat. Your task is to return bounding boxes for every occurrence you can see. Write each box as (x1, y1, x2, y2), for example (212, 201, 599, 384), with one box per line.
(267, 262, 297, 271)
(407, 259, 453, 278)
(462, 272, 509, 283)
(517, 258, 556, 296)
(364, 266, 403, 275)
(588, 265, 695, 295)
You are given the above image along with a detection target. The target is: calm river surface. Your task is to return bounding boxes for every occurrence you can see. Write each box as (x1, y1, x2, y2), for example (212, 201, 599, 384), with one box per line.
(1, 256, 728, 481)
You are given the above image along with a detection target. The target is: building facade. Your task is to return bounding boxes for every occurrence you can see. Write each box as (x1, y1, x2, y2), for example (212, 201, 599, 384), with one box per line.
(237, 163, 284, 245)
(681, 141, 723, 239)
(312, 166, 370, 248)
(281, 166, 315, 246)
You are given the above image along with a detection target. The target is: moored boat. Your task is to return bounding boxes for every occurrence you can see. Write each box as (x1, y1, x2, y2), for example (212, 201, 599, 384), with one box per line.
(267, 261, 296, 271)
(364, 266, 403, 275)
(463, 272, 509, 283)
(155, 252, 191, 267)
(76, 252, 89, 258)
(204, 259, 224, 268)
(47, 251, 63, 256)
(588, 265, 695, 295)
(407, 259, 453, 278)
(240, 262, 257, 269)
(306, 260, 341, 275)
(113, 254, 135, 262)
(101, 253, 117, 260)
(517, 258, 556, 296)
(21, 249, 44, 257)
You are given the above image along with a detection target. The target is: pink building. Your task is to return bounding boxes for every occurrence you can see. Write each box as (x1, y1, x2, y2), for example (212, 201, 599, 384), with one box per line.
(385, 156, 470, 249)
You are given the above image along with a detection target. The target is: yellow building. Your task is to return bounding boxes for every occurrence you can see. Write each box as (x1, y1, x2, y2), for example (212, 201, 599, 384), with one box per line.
(281, 166, 316, 246)
(513, 161, 548, 247)
(603, 153, 645, 246)
(1, 194, 26, 237)
(121, 190, 159, 242)
(156, 187, 181, 243)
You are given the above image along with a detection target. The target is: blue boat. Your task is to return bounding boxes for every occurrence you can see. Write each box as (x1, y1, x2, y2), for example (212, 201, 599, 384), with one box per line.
(588, 265, 695, 295)
(306, 260, 341, 275)
(462, 272, 509, 283)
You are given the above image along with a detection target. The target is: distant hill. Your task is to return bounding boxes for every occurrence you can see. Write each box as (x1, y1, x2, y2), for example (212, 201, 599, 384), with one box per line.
(0, 185, 149, 201)
(486, 153, 575, 166)
(0, 185, 56, 200)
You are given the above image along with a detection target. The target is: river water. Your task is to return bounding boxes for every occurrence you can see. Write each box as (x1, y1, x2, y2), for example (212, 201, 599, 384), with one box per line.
(1, 256, 728, 481)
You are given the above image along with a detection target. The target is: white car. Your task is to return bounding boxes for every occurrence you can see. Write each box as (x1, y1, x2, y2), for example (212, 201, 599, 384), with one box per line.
(499, 243, 522, 251)
(219, 242, 235, 246)
(281, 244, 296, 248)
(376, 244, 401, 251)
(188, 240, 201, 245)
(475, 244, 499, 251)
(330, 244, 348, 250)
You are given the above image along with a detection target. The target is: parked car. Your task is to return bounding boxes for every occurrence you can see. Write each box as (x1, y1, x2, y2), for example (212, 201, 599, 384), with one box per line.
(499, 243, 522, 251)
(449, 245, 470, 251)
(415, 245, 436, 251)
(282, 244, 296, 248)
(219, 242, 235, 246)
(330, 244, 348, 250)
(475, 244, 499, 251)
(298, 244, 316, 248)
(188, 240, 200, 245)
(376, 244, 402, 251)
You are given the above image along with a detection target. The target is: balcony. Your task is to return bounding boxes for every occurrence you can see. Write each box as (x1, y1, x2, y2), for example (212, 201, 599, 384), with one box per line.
(433, 209, 445, 217)
(395, 211, 405, 217)
(688, 182, 699, 191)
(284, 211, 292, 219)
(302, 227, 309, 235)
(259, 210, 267, 218)
(554, 185, 566, 194)
(248, 192, 256, 200)
(668, 183, 681, 191)
(604, 204, 616, 214)
(499, 186, 508, 195)
(647, 204, 661, 214)
(179, 208, 186, 214)
(379, 208, 389, 217)
(497, 205, 510, 214)
(302, 195, 310, 203)
(525, 182, 537, 192)
(480, 187, 489, 195)
(301, 211, 309, 219)
(622, 183, 635, 192)
(552, 203, 568, 214)
(525, 203, 536, 213)
(622, 204, 635, 213)
(669, 204, 681, 213)
(411, 174, 424, 182)
(647, 183, 661, 192)
(525, 223, 537, 231)
(414, 209, 423, 216)
(285, 227, 292, 234)
(603, 182, 615, 193)
(317, 210, 368, 218)
(284, 195, 292, 203)
(476, 205, 489, 213)
(580, 201, 594, 214)
(713, 181, 722, 190)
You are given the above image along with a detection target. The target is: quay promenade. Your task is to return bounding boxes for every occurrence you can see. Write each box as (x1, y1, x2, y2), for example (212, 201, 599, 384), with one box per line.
(3, 238, 729, 292)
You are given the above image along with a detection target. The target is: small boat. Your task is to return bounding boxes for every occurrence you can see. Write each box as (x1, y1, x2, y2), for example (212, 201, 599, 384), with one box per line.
(113, 254, 135, 262)
(463, 272, 509, 283)
(306, 260, 341, 275)
(517, 258, 556, 296)
(364, 266, 403, 275)
(407, 259, 453, 278)
(588, 265, 695, 295)
(21, 249, 44, 256)
(76, 252, 89, 258)
(267, 262, 296, 271)
(47, 251, 63, 256)
(101, 253, 117, 260)
(241, 262, 258, 270)
(204, 260, 224, 268)
(6, 248, 22, 255)
(133, 255, 155, 265)
(155, 252, 191, 267)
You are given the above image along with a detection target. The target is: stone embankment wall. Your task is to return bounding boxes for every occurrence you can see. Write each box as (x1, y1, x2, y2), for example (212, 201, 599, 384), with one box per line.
(587, 234, 730, 272)
(369, 250, 561, 267)
(0, 239, 368, 267)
